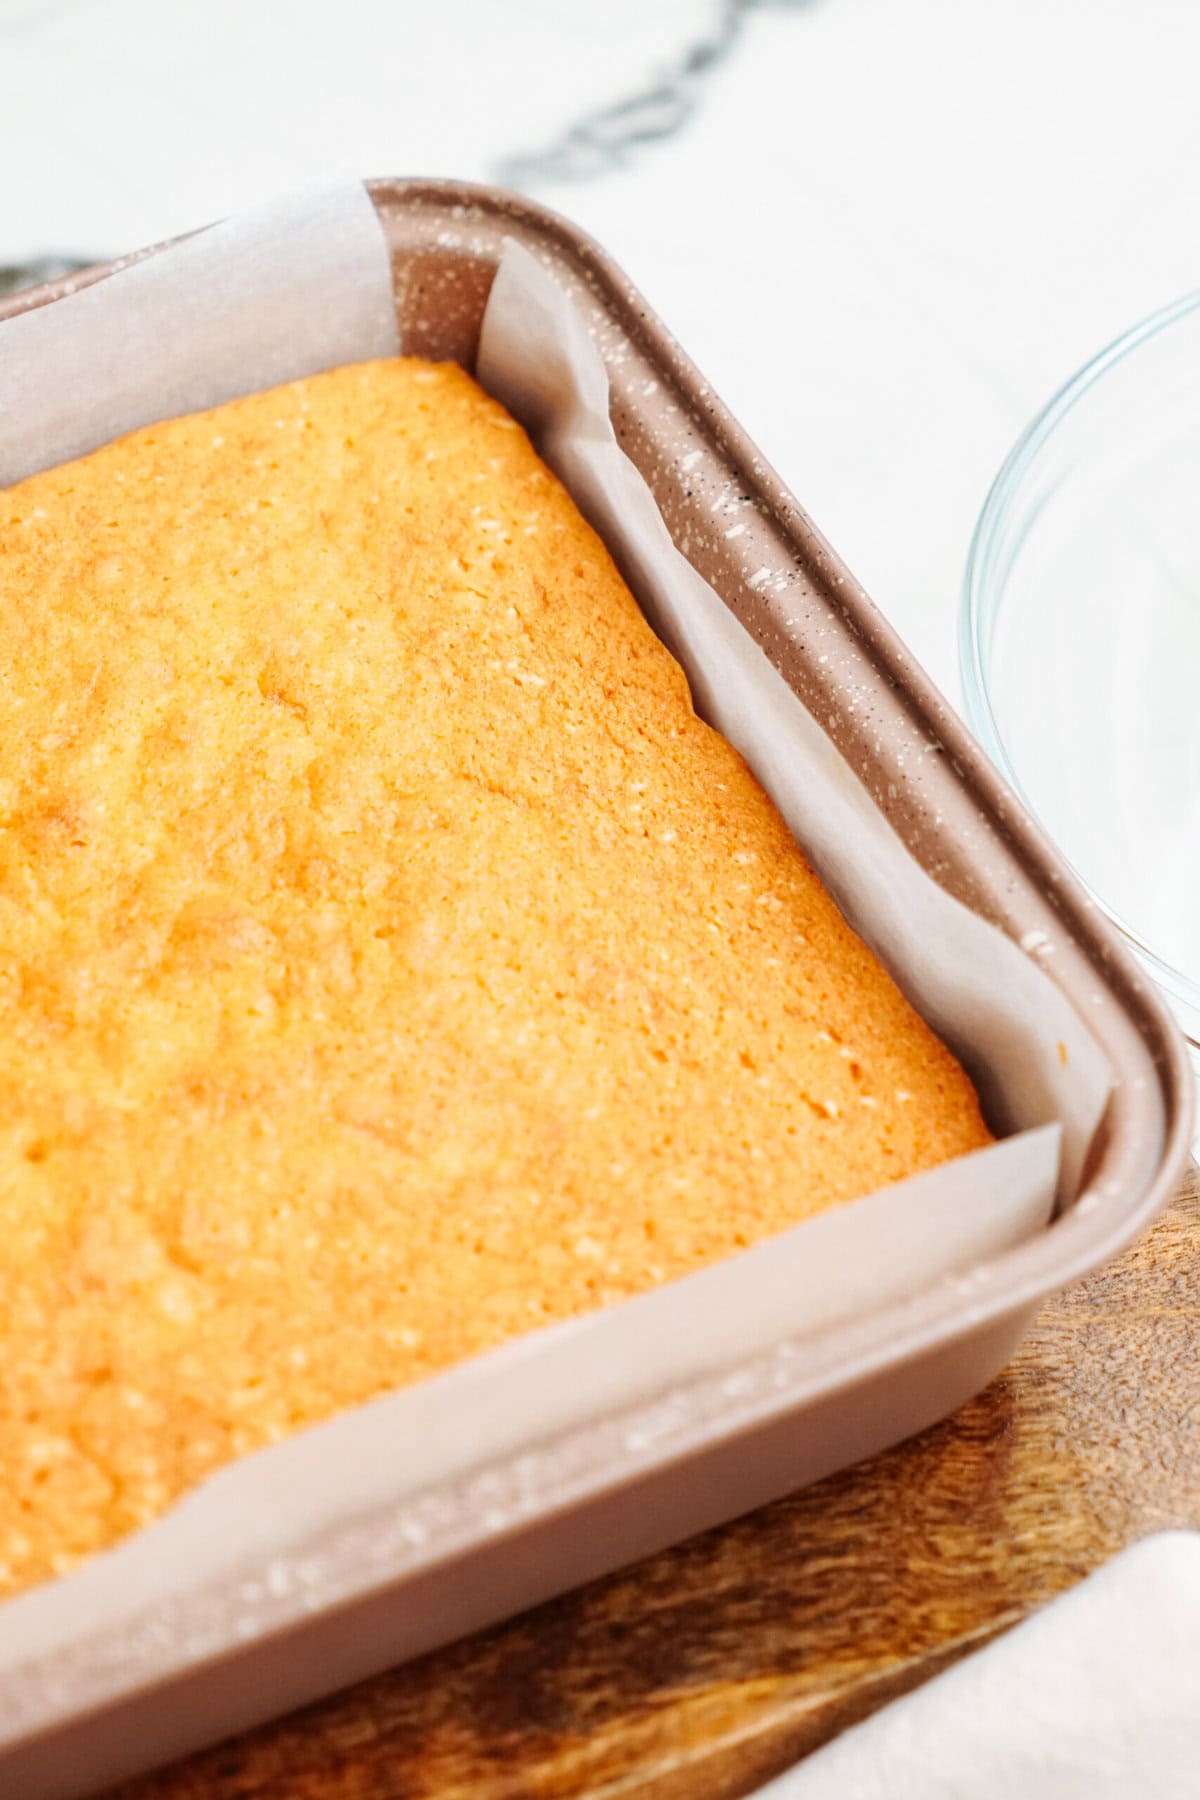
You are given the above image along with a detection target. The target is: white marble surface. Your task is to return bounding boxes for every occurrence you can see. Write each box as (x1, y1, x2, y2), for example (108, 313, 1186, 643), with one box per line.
(3, 0, 1200, 702)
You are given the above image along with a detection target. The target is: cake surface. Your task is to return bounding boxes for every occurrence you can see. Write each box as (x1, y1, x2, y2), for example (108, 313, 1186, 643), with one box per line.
(0, 360, 990, 1597)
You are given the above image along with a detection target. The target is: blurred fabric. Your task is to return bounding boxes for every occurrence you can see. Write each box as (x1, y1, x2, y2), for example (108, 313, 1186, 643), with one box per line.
(756, 1533, 1200, 1800)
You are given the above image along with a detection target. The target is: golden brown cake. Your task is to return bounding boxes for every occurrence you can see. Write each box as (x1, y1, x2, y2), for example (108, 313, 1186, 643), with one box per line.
(0, 359, 990, 1598)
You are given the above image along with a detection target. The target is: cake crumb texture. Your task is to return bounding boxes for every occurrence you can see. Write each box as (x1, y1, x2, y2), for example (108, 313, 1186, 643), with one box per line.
(0, 360, 991, 1597)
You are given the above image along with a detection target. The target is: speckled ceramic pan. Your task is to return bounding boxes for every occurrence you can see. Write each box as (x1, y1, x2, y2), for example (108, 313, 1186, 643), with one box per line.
(0, 180, 1191, 1799)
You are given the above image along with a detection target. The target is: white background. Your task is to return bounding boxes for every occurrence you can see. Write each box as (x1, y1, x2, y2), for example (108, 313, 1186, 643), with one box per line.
(2, 0, 1199, 703)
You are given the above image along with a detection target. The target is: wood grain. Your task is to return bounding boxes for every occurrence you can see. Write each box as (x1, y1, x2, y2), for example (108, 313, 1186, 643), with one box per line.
(111, 1167, 1200, 1800)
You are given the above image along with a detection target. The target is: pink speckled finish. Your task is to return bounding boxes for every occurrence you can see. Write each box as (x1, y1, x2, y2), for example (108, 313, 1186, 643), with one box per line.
(0, 181, 1190, 1800)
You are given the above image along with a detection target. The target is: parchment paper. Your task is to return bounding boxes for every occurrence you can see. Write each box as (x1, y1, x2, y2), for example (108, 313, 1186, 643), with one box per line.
(0, 183, 400, 486)
(0, 185, 1111, 1674)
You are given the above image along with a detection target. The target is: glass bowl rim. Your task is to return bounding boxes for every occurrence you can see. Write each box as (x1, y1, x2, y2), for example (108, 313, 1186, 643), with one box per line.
(960, 286, 1200, 1040)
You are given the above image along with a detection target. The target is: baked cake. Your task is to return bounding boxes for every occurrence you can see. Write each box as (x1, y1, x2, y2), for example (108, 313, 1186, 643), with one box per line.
(0, 360, 991, 1597)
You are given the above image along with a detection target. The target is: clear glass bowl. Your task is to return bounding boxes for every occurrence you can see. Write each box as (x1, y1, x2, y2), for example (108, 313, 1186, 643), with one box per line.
(962, 291, 1200, 1098)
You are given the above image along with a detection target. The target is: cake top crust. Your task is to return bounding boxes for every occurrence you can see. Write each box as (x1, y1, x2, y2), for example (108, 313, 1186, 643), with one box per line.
(0, 358, 989, 1596)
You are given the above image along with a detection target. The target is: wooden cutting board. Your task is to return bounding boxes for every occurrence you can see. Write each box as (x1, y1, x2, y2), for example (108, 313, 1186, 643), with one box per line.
(111, 1165, 1200, 1800)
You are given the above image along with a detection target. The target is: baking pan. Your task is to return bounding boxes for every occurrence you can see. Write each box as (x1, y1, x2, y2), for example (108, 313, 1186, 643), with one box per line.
(0, 179, 1191, 1798)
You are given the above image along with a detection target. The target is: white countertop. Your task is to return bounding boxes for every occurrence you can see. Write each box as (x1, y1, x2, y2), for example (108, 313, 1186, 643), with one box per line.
(3, 0, 1199, 703)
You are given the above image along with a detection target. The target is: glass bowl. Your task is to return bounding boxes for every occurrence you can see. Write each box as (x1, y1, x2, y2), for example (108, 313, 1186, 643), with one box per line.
(962, 291, 1200, 1100)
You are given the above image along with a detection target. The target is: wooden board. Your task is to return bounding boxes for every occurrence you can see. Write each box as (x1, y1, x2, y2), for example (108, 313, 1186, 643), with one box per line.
(110, 1166, 1200, 1800)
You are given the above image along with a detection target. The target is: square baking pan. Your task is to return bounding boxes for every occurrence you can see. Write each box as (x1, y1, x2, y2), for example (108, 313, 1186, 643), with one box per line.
(0, 179, 1192, 1799)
